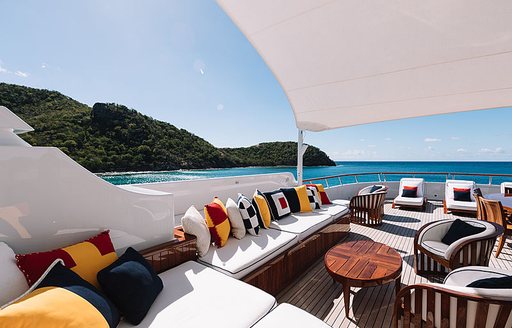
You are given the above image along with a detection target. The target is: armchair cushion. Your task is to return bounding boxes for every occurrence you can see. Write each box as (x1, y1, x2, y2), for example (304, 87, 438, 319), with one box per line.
(398, 178, 424, 197)
(441, 219, 486, 245)
(445, 266, 512, 287)
(417, 219, 497, 260)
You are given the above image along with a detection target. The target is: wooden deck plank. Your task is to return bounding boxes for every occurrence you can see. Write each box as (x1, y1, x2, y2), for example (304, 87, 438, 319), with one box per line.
(277, 201, 512, 328)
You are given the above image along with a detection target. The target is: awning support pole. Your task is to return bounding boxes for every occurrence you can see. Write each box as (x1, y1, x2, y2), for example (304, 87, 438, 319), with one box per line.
(297, 129, 308, 185)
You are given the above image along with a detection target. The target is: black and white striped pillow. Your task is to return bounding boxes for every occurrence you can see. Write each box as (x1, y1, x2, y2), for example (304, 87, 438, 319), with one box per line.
(237, 194, 260, 236)
(306, 187, 321, 210)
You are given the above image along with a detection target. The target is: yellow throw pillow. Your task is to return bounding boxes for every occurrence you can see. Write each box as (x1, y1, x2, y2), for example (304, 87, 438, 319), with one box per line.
(204, 197, 231, 247)
(253, 190, 271, 228)
(295, 185, 312, 212)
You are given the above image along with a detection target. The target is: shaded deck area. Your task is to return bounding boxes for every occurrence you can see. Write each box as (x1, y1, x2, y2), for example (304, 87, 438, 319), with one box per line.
(277, 201, 512, 328)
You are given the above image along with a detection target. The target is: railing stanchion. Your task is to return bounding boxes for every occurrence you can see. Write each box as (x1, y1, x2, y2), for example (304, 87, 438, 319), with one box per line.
(489, 176, 493, 186)
(338, 177, 342, 186)
(355, 176, 359, 183)
(325, 179, 329, 187)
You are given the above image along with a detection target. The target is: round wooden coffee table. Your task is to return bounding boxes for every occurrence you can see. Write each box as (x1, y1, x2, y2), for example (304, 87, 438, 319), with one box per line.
(324, 240, 402, 317)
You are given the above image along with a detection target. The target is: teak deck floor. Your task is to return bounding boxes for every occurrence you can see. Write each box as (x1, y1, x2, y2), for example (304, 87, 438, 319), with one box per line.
(277, 201, 512, 328)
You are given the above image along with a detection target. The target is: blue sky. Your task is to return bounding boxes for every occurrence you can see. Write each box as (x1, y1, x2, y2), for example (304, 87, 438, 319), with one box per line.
(1, 0, 511, 161)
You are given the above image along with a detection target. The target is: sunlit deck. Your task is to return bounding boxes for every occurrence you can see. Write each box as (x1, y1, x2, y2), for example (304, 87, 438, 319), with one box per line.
(278, 201, 512, 328)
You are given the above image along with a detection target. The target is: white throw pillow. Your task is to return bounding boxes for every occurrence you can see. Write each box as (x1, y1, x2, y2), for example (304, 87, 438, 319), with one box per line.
(181, 205, 211, 257)
(225, 198, 246, 240)
(0, 242, 29, 306)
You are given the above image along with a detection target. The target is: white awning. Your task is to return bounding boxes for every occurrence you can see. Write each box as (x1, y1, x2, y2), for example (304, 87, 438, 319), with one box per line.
(217, 1, 512, 131)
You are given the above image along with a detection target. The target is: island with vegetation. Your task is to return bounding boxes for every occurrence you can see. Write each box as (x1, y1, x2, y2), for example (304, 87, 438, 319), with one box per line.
(0, 83, 335, 172)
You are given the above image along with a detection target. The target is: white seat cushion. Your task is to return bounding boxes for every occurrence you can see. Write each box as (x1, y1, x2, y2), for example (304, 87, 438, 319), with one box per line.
(331, 199, 350, 206)
(253, 303, 330, 328)
(316, 203, 349, 219)
(198, 229, 298, 279)
(394, 196, 424, 206)
(444, 266, 512, 287)
(118, 261, 276, 328)
(421, 240, 449, 257)
(269, 212, 332, 241)
(445, 199, 477, 211)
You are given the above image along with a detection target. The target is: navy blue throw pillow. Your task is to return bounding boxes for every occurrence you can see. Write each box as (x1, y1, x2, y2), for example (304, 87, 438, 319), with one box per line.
(441, 219, 486, 245)
(97, 247, 163, 325)
(281, 188, 301, 213)
(453, 188, 472, 202)
(369, 185, 381, 193)
(401, 186, 418, 198)
(467, 275, 512, 289)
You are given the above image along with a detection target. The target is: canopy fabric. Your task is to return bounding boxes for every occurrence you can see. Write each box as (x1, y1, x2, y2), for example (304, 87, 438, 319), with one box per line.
(217, 0, 512, 131)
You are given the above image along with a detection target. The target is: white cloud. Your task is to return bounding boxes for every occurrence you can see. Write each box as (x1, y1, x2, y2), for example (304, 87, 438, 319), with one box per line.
(0, 65, 7, 73)
(427, 146, 434, 151)
(384, 137, 392, 141)
(41, 63, 47, 69)
(216, 104, 224, 111)
(456, 148, 467, 153)
(424, 137, 441, 142)
(359, 138, 365, 142)
(367, 144, 376, 148)
(480, 147, 504, 154)
(451, 136, 461, 140)
(15, 71, 28, 78)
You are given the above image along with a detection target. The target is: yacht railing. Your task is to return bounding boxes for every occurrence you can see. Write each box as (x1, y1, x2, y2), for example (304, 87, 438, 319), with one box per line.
(303, 172, 512, 187)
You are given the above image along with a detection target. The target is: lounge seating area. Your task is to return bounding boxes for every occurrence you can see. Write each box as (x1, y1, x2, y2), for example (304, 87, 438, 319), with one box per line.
(278, 200, 512, 328)
(3, 177, 512, 328)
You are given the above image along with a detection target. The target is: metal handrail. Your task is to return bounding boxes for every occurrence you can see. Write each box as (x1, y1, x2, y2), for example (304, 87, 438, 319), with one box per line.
(303, 171, 512, 186)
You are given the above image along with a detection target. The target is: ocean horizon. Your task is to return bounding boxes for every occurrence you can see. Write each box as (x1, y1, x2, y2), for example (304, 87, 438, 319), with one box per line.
(101, 161, 512, 186)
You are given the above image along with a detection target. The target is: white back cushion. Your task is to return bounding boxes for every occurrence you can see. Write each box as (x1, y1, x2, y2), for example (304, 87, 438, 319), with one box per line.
(0, 242, 29, 306)
(445, 180, 476, 201)
(399, 178, 424, 197)
(501, 182, 512, 194)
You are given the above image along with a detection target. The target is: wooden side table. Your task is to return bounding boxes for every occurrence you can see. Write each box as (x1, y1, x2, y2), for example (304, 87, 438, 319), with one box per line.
(324, 240, 402, 317)
(141, 227, 197, 274)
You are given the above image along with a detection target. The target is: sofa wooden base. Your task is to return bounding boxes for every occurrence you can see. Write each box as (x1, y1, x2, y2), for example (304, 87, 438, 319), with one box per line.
(243, 215, 351, 295)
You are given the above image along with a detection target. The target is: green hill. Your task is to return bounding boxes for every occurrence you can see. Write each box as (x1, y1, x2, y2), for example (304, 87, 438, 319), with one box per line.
(0, 83, 335, 172)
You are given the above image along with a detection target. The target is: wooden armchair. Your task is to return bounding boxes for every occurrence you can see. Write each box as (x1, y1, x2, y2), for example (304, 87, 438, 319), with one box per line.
(414, 219, 502, 275)
(349, 190, 387, 225)
(394, 266, 512, 328)
(479, 197, 511, 258)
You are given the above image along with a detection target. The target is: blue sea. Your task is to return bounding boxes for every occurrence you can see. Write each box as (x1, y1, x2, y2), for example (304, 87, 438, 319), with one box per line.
(101, 161, 512, 186)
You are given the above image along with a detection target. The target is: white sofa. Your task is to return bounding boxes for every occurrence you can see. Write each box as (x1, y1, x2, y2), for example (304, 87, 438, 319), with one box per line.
(393, 178, 426, 209)
(198, 203, 349, 279)
(119, 261, 329, 328)
(444, 180, 477, 214)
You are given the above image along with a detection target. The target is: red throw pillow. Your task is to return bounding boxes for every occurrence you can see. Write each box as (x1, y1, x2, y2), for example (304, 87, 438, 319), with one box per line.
(16, 231, 117, 287)
(401, 186, 418, 198)
(306, 184, 332, 205)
